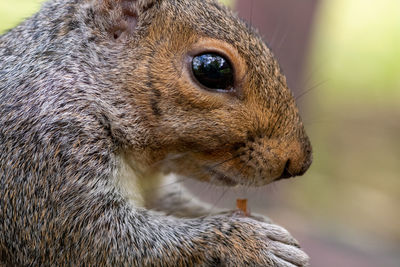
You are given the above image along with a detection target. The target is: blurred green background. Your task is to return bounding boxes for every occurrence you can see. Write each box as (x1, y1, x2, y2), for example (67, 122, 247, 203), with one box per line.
(1, 0, 399, 266)
(297, 0, 400, 240)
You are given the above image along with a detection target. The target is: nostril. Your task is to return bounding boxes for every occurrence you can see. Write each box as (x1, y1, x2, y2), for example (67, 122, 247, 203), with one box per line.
(277, 159, 293, 180)
(276, 150, 312, 181)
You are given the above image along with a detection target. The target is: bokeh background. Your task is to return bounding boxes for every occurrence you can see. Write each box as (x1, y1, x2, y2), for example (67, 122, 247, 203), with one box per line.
(1, 0, 399, 266)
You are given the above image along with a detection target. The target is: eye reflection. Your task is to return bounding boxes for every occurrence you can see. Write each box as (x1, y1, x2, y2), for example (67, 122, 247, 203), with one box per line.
(192, 53, 234, 90)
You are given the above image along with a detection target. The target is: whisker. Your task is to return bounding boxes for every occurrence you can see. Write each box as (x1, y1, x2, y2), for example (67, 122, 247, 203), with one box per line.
(295, 79, 329, 101)
(148, 152, 190, 169)
(208, 186, 229, 215)
(142, 176, 190, 194)
(237, 157, 250, 174)
(228, 157, 252, 185)
(300, 63, 324, 90)
(269, 22, 282, 48)
(208, 153, 242, 169)
(249, 0, 254, 28)
(277, 26, 289, 51)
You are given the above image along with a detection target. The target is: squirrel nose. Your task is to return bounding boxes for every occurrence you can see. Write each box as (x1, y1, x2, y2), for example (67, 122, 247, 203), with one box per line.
(277, 142, 312, 180)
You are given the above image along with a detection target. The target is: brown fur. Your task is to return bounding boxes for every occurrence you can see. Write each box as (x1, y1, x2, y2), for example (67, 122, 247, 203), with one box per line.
(124, 2, 312, 185)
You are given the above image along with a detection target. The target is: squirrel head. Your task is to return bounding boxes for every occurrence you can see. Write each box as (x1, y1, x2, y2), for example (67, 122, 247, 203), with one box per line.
(86, 0, 312, 186)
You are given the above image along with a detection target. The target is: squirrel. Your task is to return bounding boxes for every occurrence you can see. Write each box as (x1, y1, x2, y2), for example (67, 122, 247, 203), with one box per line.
(0, 0, 313, 266)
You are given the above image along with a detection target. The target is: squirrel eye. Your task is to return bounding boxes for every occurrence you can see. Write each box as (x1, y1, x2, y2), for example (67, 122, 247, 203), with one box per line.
(192, 53, 234, 91)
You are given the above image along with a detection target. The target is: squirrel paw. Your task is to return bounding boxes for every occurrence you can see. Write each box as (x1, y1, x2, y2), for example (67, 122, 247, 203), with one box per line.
(244, 218, 309, 266)
(205, 214, 310, 266)
(261, 223, 309, 267)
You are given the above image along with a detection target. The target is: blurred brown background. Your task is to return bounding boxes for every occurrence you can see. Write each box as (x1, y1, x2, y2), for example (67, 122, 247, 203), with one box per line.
(1, 0, 399, 266)
(196, 0, 400, 266)
(236, 0, 319, 97)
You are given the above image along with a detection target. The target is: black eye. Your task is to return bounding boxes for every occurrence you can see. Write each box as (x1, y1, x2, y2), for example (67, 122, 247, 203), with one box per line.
(192, 53, 234, 91)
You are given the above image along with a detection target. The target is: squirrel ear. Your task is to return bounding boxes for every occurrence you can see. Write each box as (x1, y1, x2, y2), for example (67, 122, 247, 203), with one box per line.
(93, 0, 159, 40)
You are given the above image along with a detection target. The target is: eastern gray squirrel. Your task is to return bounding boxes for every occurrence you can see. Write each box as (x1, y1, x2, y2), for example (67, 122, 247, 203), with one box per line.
(0, 0, 312, 265)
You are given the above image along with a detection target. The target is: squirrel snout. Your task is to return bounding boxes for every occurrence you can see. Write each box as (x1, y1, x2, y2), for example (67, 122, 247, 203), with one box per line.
(276, 139, 312, 180)
(216, 134, 313, 186)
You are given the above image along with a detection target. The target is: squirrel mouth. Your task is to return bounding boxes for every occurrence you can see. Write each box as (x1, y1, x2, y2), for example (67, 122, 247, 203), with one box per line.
(205, 167, 238, 186)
